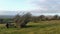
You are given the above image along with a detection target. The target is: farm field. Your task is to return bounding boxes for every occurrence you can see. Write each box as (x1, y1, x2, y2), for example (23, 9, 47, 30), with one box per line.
(0, 20, 60, 34)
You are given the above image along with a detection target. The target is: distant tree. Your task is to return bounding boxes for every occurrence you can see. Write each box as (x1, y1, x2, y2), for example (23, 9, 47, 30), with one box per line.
(53, 15, 59, 20)
(38, 15, 46, 21)
(0, 19, 4, 24)
(31, 16, 39, 23)
(58, 16, 60, 20)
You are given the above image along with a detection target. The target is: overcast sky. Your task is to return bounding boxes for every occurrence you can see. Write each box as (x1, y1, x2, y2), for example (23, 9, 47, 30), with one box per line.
(0, 0, 60, 15)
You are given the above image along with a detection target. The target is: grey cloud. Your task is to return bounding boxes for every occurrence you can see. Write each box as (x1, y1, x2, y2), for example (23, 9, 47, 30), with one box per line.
(31, 0, 60, 13)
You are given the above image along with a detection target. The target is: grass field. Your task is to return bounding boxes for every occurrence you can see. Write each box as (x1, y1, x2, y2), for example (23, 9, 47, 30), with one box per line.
(0, 20, 60, 34)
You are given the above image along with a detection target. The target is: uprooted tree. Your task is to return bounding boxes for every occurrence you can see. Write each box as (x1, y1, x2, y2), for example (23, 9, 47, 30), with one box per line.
(13, 12, 32, 28)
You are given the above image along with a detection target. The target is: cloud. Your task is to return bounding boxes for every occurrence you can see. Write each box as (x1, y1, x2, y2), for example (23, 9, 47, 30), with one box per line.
(0, 0, 60, 15)
(30, 0, 60, 13)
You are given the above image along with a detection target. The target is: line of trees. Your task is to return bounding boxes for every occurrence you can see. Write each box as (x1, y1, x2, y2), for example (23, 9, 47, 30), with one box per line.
(13, 12, 60, 28)
(32, 15, 60, 22)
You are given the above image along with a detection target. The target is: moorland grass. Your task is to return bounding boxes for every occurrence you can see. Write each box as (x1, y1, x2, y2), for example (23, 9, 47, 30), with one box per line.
(0, 20, 60, 34)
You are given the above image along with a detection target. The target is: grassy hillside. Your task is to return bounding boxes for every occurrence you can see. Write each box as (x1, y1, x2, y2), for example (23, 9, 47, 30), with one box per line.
(0, 20, 60, 34)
